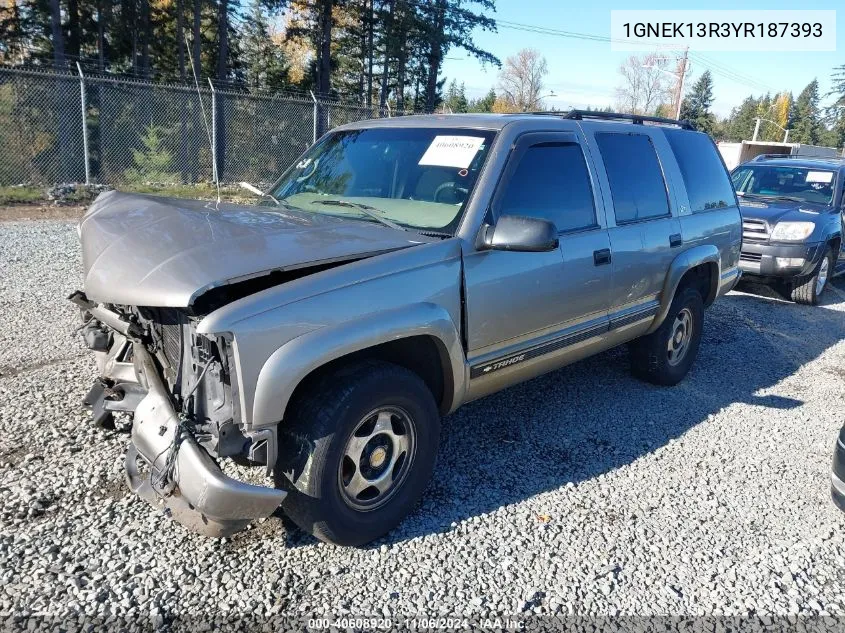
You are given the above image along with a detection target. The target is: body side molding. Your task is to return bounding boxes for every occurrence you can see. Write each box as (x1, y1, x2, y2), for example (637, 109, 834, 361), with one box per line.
(250, 302, 467, 429)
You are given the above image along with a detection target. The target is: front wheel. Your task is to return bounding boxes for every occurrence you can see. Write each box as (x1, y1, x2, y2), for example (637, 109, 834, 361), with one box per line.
(789, 246, 833, 305)
(275, 361, 440, 546)
(629, 286, 704, 386)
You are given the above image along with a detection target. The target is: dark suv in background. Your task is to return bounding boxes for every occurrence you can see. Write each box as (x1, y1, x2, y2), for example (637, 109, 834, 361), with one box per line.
(732, 156, 845, 305)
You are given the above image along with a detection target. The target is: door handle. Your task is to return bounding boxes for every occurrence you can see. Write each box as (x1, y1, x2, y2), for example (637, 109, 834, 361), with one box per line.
(670, 233, 683, 248)
(593, 248, 611, 266)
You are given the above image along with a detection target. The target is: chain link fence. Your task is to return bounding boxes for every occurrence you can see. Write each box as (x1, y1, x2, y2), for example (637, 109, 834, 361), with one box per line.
(0, 65, 417, 188)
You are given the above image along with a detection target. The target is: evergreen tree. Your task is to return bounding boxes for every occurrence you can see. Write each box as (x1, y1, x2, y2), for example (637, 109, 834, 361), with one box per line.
(442, 79, 468, 112)
(123, 125, 179, 184)
(723, 95, 761, 142)
(679, 70, 715, 134)
(791, 79, 822, 145)
(1, 0, 499, 113)
(240, 0, 287, 90)
(419, 0, 499, 111)
(468, 87, 496, 112)
(825, 65, 845, 151)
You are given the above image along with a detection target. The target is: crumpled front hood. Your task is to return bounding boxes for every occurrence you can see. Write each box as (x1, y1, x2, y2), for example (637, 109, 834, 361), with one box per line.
(738, 198, 830, 225)
(80, 191, 431, 308)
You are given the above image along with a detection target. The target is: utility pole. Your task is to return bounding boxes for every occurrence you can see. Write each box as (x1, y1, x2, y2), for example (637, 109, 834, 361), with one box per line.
(643, 47, 688, 120)
(673, 47, 688, 120)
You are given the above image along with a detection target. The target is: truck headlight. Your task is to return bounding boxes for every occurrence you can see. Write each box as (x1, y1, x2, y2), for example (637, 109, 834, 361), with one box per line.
(770, 221, 815, 241)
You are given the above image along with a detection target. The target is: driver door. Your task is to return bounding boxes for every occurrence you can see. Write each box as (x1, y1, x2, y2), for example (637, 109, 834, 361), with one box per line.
(463, 131, 612, 366)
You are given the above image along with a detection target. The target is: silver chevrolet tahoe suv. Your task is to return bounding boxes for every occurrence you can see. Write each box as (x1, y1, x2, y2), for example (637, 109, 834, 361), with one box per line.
(72, 111, 742, 546)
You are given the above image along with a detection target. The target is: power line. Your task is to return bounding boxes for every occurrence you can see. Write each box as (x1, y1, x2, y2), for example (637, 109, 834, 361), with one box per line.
(687, 51, 775, 93)
(491, 18, 778, 94)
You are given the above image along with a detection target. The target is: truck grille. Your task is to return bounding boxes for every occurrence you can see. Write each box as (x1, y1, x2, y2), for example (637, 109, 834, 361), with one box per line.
(147, 308, 187, 386)
(740, 251, 762, 263)
(742, 219, 769, 243)
(160, 322, 182, 371)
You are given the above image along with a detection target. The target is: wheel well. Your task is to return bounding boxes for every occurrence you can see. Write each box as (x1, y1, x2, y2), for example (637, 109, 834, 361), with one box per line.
(285, 335, 452, 418)
(677, 262, 718, 307)
(829, 235, 841, 258)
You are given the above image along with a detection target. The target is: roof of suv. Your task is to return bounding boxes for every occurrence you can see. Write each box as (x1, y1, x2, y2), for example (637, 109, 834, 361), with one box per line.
(746, 156, 845, 171)
(335, 111, 697, 133)
(338, 113, 532, 131)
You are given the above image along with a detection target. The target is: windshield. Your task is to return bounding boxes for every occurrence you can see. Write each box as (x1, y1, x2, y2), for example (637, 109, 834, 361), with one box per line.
(265, 127, 497, 234)
(731, 165, 836, 205)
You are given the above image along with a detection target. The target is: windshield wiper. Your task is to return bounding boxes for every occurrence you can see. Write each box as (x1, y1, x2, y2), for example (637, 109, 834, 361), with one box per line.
(738, 192, 808, 204)
(314, 199, 408, 232)
(768, 195, 805, 203)
(746, 193, 804, 203)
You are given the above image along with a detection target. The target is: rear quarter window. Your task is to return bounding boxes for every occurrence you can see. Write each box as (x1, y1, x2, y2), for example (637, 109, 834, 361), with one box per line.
(594, 133, 670, 224)
(664, 129, 736, 213)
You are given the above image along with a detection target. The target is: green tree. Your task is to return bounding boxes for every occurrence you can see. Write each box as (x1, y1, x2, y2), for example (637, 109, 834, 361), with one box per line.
(442, 79, 468, 112)
(791, 79, 822, 145)
(722, 95, 761, 142)
(824, 65, 845, 151)
(123, 125, 179, 184)
(468, 87, 496, 112)
(419, 0, 499, 112)
(679, 70, 715, 134)
(240, 0, 287, 90)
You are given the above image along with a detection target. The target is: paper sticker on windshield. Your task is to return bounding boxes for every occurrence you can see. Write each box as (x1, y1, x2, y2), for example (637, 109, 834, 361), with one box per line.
(806, 171, 833, 183)
(418, 136, 485, 169)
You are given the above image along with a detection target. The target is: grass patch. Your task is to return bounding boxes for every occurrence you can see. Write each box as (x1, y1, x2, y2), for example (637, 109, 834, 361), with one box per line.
(119, 182, 247, 202)
(0, 185, 45, 205)
(0, 182, 257, 206)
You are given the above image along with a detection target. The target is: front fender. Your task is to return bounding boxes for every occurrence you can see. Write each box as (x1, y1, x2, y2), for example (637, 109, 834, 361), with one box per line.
(250, 302, 467, 429)
(647, 244, 721, 335)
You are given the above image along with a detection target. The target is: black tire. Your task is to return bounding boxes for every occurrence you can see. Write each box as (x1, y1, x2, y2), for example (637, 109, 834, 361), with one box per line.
(629, 286, 704, 386)
(275, 361, 440, 546)
(789, 246, 833, 306)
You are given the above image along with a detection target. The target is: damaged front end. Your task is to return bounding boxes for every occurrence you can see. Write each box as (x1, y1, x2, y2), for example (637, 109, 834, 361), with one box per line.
(69, 291, 285, 537)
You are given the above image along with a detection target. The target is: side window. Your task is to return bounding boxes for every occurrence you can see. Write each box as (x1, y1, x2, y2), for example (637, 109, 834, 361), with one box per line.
(594, 133, 669, 223)
(664, 129, 736, 212)
(496, 142, 596, 233)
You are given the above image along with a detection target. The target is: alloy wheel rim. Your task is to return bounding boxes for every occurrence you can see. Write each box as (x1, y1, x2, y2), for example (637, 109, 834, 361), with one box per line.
(338, 406, 417, 511)
(817, 257, 829, 296)
(667, 308, 693, 367)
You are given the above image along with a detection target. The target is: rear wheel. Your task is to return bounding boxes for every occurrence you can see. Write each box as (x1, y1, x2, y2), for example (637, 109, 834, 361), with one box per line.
(275, 361, 440, 546)
(789, 246, 833, 305)
(629, 286, 704, 386)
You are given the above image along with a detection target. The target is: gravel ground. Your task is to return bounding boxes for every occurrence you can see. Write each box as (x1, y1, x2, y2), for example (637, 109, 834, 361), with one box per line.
(2, 220, 845, 630)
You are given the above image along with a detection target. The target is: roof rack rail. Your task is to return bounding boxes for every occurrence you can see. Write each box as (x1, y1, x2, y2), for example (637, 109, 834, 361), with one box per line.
(751, 153, 845, 162)
(752, 153, 796, 161)
(563, 109, 695, 130)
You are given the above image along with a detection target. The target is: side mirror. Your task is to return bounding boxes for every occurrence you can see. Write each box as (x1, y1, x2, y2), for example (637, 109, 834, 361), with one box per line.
(479, 214, 559, 252)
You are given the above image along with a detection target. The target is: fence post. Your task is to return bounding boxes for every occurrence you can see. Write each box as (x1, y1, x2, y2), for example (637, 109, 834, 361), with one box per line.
(310, 90, 318, 144)
(76, 62, 91, 185)
(207, 78, 219, 184)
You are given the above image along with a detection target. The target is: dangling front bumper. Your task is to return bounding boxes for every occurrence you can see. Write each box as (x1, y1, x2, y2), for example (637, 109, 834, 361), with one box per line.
(123, 343, 286, 538)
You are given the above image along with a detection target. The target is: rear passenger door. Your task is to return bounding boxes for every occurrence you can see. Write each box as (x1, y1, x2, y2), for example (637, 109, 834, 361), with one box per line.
(586, 130, 682, 321)
(661, 128, 742, 279)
